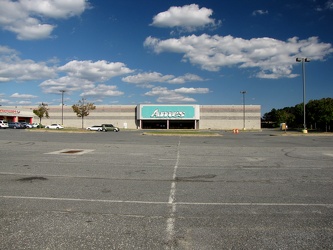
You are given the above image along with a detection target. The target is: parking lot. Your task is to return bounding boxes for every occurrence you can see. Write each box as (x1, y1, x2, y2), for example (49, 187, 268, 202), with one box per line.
(0, 129, 332, 249)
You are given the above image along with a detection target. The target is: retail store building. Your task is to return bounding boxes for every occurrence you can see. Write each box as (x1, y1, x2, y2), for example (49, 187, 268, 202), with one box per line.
(0, 104, 261, 130)
(0, 108, 33, 123)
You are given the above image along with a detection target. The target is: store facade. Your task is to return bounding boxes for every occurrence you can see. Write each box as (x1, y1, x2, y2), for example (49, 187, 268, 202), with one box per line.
(137, 104, 200, 129)
(0, 104, 261, 130)
(0, 108, 33, 123)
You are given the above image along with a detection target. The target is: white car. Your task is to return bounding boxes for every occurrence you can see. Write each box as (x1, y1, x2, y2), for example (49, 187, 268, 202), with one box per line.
(0, 120, 9, 129)
(29, 123, 39, 128)
(45, 124, 64, 129)
(86, 125, 102, 131)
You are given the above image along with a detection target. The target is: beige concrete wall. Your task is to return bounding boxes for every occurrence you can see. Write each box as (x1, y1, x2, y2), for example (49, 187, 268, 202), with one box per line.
(199, 105, 261, 130)
(46, 105, 137, 129)
(3, 104, 261, 130)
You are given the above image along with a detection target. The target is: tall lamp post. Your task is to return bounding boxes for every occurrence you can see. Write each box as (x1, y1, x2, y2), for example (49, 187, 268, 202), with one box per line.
(240, 91, 247, 130)
(296, 57, 310, 133)
(60, 90, 65, 125)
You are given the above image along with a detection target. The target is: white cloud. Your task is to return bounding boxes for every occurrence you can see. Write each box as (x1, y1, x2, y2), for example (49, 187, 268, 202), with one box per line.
(122, 72, 204, 85)
(0, 0, 90, 40)
(317, 0, 333, 11)
(151, 4, 221, 32)
(0, 98, 10, 103)
(326, 0, 333, 10)
(39, 76, 95, 94)
(157, 95, 196, 103)
(175, 87, 209, 94)
(0, 45, 17, 54)
(144, 34, 333, 79)
(168, 73, 204, 84)
(40, 76, 124, 100)
(0, 52, 57, 82)
(20, 0, 90, 19)
(0, 48, 135, 86)
(252, 10, 268, 16)
(0, 47, 133, 102)
(17, 100, 32, 105)
(80, 84, 124, 97)
(144, 86, 209, 103)
(11, 93, 37, 99)
(122, 72, 174, 85)
(59, 60, 134, 82)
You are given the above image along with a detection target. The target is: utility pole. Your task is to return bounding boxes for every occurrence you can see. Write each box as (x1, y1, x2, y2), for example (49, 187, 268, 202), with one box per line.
(296, 58, 310, 133)
(60, 90, 65, 125)
(240, 91, 247, 130)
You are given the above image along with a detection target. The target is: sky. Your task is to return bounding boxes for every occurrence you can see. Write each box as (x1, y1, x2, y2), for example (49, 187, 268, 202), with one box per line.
(0, 0, 332, 115)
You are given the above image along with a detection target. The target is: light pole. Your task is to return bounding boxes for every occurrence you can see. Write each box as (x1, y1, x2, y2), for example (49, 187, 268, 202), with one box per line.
(240, 91, 246, 130)
(60, 90, 65, 125)
(296, 57, 310, 133)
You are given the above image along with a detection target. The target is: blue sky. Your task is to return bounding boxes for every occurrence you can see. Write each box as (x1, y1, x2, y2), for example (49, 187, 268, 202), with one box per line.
(0, 0, 332, 115)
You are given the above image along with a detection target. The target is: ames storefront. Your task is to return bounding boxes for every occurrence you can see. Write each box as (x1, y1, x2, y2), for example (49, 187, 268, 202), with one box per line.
(137, 104, 200, 129)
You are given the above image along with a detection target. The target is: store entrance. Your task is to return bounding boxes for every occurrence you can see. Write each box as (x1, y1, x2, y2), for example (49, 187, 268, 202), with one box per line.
(141, 120, 196, 129)
(169, 120, 195, 129)
(141, 120, 167, 129)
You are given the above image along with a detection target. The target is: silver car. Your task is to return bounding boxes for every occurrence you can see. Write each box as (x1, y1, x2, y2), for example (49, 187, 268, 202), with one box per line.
(86, 125, 102, 131)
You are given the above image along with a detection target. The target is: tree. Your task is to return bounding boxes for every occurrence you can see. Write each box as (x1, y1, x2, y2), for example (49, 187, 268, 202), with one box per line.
(317, 98, 333, 132)
(262, 97, 333, 131)
(72, 98, 96, 128)
(33, 103, 49, 126)
(276, 109, 295, 126)
(307, 99, 320, 129)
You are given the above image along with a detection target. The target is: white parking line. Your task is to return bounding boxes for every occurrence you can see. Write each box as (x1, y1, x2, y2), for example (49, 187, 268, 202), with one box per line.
(1, 195, 332, 207)
(166, 139, 181, 248)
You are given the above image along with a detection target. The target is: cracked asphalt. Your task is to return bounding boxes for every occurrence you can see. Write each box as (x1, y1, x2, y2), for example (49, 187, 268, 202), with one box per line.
(0, 129, 332, 249)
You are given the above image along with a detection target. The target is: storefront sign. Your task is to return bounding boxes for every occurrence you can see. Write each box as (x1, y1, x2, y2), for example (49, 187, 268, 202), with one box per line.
(140, 105, 197, 119)
(0, 109, 20, 114)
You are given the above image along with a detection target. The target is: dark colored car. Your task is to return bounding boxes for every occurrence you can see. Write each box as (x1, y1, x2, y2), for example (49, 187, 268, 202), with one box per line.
(8, 122, 25, 129)
(101, 124, 119, 132)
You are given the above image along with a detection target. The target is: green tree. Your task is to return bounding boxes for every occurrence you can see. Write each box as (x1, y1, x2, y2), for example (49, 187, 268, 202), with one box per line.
(280, 108, 295, 126)
(262, 97, 333, 131)
(33, 103, 49, 126)
(262, 108, 278, 127)
(307, 99, 320, 129)
(317, 98, 333, 131)
(72, 98, 96, 128)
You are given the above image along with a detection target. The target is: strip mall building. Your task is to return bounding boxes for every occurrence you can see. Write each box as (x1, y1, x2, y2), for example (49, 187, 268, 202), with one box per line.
(0, 104, 261, 130)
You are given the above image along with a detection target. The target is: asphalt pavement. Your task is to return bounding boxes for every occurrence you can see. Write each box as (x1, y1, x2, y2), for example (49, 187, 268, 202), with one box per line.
(0, 129, 332, 249)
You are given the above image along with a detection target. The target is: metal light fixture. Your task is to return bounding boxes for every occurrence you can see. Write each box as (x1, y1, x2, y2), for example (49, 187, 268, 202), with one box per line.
(60, 90, 65, 125)
(296, 57, 310, 133)
(240, 91, 247, 130)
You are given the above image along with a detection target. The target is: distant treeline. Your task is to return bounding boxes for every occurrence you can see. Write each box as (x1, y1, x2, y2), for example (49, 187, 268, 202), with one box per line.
(262, 97, 333, 131)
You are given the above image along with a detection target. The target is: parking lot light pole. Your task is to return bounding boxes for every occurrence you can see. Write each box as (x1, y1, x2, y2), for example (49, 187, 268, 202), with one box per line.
(60, 90, 65, 125)
(296, 58, 310, 133)
(240, 91, 247, 130)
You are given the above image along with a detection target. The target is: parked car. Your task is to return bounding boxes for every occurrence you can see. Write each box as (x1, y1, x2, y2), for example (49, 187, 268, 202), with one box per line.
(101, 124, 119, 132)
(0, 120, 9, 129)
(20, 122, 32, 128)
(86, 125, 103, 131)
(45, 124, 64, 129)
(29, 123, 39, 128)
(8, 122, 25, 129)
